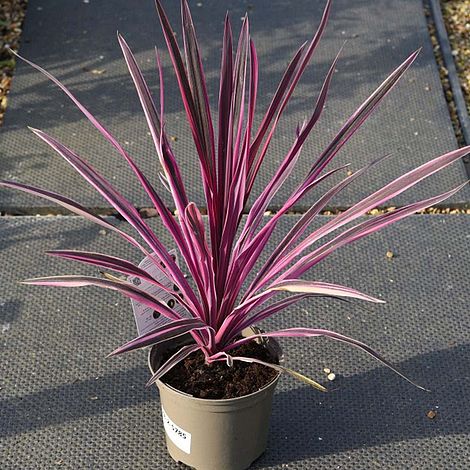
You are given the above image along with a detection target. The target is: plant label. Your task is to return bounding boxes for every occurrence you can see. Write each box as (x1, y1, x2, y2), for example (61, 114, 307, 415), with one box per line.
(128, 250, 189, 335)
(162, 407, 191, 454)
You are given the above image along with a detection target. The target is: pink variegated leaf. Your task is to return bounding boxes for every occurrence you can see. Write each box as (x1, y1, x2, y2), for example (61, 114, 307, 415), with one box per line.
(184, 202, 216, 322)
(46, 250, 196, 316)
(215, 17, 251, 305)
(247, 0, 332, 193)
(269, 280, 384, 303)
(181, 0, 216, 182)
(225, 165, 348, 313)
(16, 40, 193, 275)
(223, 328, 427, 391)
(303, 49, 420, 189)
(243, 42, 343, 234)
(243, 50, 421, 263)
(247, 155, 391, 295)
(109, 318, 208, 356)
(11, 48, 183, 227)
(234, 294, 322, 337)
(247, 42, 306, 190)
(28, 127, 202, 315)
(0, 181, 145, 252)
(267, 158, 470, 286)
(155, 0, 214, 194)
(215, 13, 234, 259)
(216, 294, 314, 346)
(285, 182, 468, 281)
(21, 275, 182, 321)
(146, 343, 200, 386)
(118, 33, 189, 213)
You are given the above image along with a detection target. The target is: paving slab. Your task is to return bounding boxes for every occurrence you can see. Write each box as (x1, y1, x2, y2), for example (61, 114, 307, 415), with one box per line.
(1, 214, 469, 468)
(0, 0, 468, 213)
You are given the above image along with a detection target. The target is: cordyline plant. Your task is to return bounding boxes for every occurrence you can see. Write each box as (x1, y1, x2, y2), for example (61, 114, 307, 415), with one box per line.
(2, 0, 469, 391)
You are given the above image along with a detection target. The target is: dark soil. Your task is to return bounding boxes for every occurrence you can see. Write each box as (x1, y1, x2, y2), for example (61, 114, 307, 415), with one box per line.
(161, 341, 279, 399)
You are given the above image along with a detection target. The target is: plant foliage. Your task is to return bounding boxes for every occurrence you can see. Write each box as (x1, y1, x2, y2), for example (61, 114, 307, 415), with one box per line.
(2, 0, 468, 391)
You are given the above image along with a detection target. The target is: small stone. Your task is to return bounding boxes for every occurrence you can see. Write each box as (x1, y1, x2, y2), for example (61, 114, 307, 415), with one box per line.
(323, 367, 331, 374)
(170, 135, 178, 142)
(89, 396, 98, 400)
(99, 229, 107, 236)
(426, 410, 437, 419)
(139, 207, 158, 218)
(327, 373, 336, 381)
(386, 250, 394, 259)
(346, 170, 353, 176)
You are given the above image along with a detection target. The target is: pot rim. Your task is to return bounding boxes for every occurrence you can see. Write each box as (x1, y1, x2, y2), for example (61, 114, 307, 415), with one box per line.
(148, 337, 282, 405)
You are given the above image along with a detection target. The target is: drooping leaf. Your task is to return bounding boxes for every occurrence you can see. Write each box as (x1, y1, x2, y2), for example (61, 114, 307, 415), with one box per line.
(223, 328, 428, 391)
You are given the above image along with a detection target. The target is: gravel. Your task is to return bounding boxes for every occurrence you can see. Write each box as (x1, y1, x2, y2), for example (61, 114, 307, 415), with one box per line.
(0, 0, 27, 126)
(441, 0, 470, 116)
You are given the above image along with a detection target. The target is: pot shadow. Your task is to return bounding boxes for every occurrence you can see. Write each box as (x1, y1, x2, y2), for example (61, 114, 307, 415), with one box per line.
(255, 343, 470, 467)
(1, 343, 469, 465)
(0, 364, 153, 439)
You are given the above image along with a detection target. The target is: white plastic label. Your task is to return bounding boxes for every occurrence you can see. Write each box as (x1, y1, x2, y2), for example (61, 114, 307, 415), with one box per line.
(128, 249, 188, 336)
(162, 407, 191, 454)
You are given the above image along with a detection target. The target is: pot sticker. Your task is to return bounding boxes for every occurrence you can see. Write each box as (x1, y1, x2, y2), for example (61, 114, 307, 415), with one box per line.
(162, 407, 191, 454)
(128, 249, 189, 336)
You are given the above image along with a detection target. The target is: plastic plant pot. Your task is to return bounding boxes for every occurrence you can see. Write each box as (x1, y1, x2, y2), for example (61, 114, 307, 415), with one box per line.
(148, 329, 282, 470)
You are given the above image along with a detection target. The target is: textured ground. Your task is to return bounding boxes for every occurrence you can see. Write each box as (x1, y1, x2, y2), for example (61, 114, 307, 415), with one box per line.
(0, 215, 469, 469)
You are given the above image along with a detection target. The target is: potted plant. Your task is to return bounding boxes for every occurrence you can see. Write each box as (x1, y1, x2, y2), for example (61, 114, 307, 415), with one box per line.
(2, 0, 468, 469)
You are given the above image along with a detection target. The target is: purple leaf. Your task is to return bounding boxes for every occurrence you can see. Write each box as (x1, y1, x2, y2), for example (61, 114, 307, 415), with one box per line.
(146, 343, 200, 386)
(247, 0, 332, 194)
(46, 249, 196, 316)
(118, 33, 189, 214)
(284, 182, 468, 281)
(247, 154, 391, 295)
(22, 275, 182, 321)
(109, 318, 208, 356)
(269, 280, 385, 303)
(28, 127, 202, 316)
(223, 328, 428, 391)
(0, 181, 144, 252)
(241, 49, 422, 266)
(266, 153, 470, 285)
